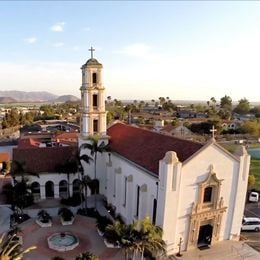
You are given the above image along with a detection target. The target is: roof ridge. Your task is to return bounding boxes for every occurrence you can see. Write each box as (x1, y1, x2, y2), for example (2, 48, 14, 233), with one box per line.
(110, 121, 203, 146)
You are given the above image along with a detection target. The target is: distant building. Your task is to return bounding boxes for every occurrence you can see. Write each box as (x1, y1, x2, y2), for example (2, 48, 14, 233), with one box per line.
(0, 153, 9, 171)
(176, 110, 208, 119)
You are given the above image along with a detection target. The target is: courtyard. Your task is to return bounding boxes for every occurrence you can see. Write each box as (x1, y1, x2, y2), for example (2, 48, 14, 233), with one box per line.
(19, 215, 123, 260)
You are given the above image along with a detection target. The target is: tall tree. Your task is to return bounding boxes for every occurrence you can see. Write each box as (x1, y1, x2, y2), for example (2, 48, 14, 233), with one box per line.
(81, 136, 108, 209)
(11, 160, 38, 209)
(105, 221, 138, 260)
(234, 98, 250, 114)
(75, 146, 93, 210)
(220, 95, 232, 111)
(137, 217, 166, 260)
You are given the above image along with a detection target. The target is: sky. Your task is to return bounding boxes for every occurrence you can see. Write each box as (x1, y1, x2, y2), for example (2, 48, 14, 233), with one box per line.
(0, 1, 260, 102)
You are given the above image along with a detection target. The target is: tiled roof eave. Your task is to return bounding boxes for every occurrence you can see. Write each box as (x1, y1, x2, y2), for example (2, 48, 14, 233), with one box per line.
(111, 152, 159, 179)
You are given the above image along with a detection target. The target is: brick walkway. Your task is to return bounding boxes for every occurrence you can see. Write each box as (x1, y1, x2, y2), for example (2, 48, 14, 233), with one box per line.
(20, 215, 124, 260)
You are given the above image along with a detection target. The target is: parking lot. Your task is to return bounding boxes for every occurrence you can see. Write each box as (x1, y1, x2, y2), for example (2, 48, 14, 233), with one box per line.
(242, 201, 260, 252)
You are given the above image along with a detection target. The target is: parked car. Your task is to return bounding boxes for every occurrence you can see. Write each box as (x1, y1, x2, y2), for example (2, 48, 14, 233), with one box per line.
(249, 191, 259, 202)
(241, 217, 260, 232)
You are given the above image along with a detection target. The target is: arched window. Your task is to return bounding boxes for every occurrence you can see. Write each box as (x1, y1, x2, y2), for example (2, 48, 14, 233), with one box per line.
(136, 185, 140, 217)
(93, 94, 98, 107)
(152, 198, 157, 224)
(59, 180, 68, 198)
(73, 179, 81, 194)
(93, 73, 97, 84)
(45, 181, 54, 198)
(31, 182, 40, 201)
(93, 119, 98, 133)
(203, 186, 213, 203)
(31, 182, 40, 194)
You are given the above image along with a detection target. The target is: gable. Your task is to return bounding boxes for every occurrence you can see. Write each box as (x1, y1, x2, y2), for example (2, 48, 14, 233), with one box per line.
(183, 141, 239, 166)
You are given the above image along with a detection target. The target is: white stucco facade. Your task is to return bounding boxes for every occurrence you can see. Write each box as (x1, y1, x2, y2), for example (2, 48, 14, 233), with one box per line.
(79, 138, 250, 255)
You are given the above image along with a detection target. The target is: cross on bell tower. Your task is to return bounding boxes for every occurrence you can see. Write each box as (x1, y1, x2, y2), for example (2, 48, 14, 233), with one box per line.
(88, 46, 95, 59)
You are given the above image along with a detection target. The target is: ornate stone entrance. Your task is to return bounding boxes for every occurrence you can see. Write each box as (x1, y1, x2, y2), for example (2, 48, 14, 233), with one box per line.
(187, 165, 227, 250)
(197, 223, 213, 247)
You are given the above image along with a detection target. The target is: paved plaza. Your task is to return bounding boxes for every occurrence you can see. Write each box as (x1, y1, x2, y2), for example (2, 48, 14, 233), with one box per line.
(20, 215, 124, 260)
(172, 240, 260, 260)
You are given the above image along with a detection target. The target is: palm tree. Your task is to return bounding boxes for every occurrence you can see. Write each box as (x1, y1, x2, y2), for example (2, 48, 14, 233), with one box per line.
(74, 145, 93, 210)
(81, 136, 108, 210)
(76, 251, 99, 260)
(12, 177, 34, 210)
(105, 221, 138, 260)
(56, 153, 83, 198)
(58, 207, 74, 222)
(136, 216, 166, 260)
(11, 160, 39, 182)
(37, 210, 52, 223)
(11, 160, 39, 209)
(0, 232, 36, 260)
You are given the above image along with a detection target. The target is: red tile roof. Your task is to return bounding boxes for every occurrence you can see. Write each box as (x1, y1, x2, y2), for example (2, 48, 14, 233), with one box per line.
(107, 123, 203, 174)
(56, 132, 79, 140)
(0, 153, 9, 162)
(18, 138, 41, 149)
(12, 146, 77, 173)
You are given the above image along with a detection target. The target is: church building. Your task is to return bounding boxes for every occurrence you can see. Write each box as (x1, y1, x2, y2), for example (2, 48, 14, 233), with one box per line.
(79, 50, 251, 255)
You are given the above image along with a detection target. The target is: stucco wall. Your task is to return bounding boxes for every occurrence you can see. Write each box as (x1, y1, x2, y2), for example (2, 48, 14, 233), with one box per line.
(105, 153, 158, 224)
(175, 144, 245, 250)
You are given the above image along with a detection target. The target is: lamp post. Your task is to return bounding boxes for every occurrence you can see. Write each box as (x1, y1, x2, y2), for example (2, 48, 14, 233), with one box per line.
(176, 237, 183, 257)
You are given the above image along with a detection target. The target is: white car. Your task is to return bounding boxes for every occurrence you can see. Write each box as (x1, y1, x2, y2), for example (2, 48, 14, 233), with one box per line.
(241, 217, 260, 232)
(248, 192, 259, 202)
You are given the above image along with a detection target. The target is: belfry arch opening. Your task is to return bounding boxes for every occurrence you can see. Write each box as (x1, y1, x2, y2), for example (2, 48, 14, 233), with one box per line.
(93, 94, 98, 107)
(93, 72, 97, 84)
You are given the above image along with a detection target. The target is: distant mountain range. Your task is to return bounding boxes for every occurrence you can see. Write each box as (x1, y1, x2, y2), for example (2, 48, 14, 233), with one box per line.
(0, 96, 17, 104)
(0, 91, 79, 104)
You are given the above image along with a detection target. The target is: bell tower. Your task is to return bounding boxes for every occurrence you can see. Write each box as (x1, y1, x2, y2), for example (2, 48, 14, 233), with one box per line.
(80, 47, 107, 138)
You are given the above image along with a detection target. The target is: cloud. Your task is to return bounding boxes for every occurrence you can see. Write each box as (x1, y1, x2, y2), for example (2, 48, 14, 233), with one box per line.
(73, 46, 80, 51)
(53, 42, 64, 47)
(24, 37, 37, 44)
(51, 22, 65, 32)
(118, 43, 161, 60)
(83, 27, 91, 31)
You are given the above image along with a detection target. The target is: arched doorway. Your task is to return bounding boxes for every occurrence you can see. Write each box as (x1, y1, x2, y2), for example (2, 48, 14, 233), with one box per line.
(59, 180, 68, 198)
(45, 181, 54, 198)
(72, 179, 81, 195)
(31, 182, 40, 202)
(197, 224, 213, 248)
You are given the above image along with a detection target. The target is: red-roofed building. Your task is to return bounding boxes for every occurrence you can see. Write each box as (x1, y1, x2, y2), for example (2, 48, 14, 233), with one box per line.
(55, 132, 79, 147)
(18, 138, 41, 149)
(12, 146, 81, 201)
(0, 152, 10, 171)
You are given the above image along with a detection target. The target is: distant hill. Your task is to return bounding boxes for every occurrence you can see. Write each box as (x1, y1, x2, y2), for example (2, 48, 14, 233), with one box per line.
(0, 91, 57, 102)
(53, 95, 80, 103)
(0, 96, 17, 104)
